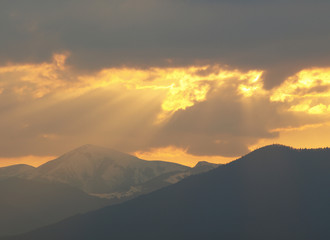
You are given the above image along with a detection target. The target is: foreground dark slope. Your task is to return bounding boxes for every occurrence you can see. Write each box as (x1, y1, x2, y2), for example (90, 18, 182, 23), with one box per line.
(0, 178, 110, 236)
(7, 145, 330, 240)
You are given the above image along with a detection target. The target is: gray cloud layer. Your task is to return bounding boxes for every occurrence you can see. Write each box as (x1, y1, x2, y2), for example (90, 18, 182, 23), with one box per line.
(2, 0, 330, 87)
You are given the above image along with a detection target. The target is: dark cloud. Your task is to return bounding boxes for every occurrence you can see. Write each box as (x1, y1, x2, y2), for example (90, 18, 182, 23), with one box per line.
(1, 0, 330, 86)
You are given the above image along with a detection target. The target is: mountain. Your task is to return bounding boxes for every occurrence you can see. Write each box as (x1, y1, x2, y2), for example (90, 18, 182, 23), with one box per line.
(37, 144, 190, 194)
(0, 145, 192, 235)
(0, 164, 36, 180)
(190, 161, 220, 175)
(0, 145, 190, 199)
(0, 145, 219, 237)
(0, 178, 110, 236)
(115, 161, 221, 198)
(7, 145, 330, 240)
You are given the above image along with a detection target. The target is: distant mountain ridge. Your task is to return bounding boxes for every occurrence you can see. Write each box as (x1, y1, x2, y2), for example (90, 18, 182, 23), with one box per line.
(0, 144, 219, 236)
(8, 144, 330, 240)
(0, 164, 36, 180)
(190, 161, 219, 175)
(35, 144, 190, 194)
(0, 145, 189, 195)
(0, 144, 219, 198)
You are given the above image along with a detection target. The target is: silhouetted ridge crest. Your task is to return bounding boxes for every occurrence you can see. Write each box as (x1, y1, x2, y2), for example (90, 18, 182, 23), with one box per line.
(227, 144, 330, 170)
(248, 144, 294, 154)
(250, 144, 330, 154)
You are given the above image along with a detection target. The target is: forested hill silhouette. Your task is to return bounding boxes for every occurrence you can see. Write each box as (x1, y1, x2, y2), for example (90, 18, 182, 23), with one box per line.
(6, 144, 330, 240)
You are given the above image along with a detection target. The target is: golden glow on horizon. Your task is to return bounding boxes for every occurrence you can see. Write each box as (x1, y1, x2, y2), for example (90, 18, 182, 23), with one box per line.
(270, 122, 329, 133)
(0, 148, 234, 168)
(134, 147, 235, 167)
(0, 155, 55, 168)
(250, 122, 330, 152)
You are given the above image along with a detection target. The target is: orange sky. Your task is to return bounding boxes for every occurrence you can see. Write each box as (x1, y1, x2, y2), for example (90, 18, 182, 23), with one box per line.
(2, 1, 330, 168)
(1, 54, 330, 167)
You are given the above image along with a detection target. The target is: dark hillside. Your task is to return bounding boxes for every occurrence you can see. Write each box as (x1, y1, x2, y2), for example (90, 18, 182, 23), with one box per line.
(6, 145, 330, 240)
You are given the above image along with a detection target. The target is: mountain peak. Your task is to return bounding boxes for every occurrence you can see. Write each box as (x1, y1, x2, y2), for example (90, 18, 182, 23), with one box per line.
(0, 164, 36, 180)
(193, 161, 219, 168)
(240, 144, 294, 160)
(70, 144, 117, 154)
(190, 161, 220, 175)
(59, 144, 134, 161)
(38, 144, 138, 173)
(35, 145, 188, 194)
(76, 143, 98, 149)
(255, 144, 292, 151)
(0, 164, 35, 170)
(228, 144, 330, 172)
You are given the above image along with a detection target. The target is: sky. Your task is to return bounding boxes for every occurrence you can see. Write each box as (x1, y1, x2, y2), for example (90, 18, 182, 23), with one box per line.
(1, 0, 330, 167)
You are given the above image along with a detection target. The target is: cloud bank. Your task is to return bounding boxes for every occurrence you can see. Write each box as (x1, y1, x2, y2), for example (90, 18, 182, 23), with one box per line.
(1, 1, 330, 165)
(2, 0, 330, 86)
